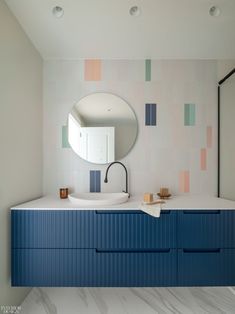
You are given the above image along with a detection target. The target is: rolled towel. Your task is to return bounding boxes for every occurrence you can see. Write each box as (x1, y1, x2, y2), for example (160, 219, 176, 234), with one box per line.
(140, 200, 165, 218)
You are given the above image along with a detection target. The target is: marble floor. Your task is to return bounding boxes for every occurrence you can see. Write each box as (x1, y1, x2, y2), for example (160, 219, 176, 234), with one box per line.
(20, 287, 235, 314)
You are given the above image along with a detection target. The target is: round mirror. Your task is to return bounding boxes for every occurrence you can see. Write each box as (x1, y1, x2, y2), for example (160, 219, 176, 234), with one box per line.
(68, 93, 138, 164)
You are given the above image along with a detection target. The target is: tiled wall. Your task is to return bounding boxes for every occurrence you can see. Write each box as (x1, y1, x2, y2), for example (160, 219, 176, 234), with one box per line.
(43, 60, 217, 196)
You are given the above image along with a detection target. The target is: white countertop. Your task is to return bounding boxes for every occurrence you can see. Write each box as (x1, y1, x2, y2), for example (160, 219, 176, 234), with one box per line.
(11, 195, 235, 210)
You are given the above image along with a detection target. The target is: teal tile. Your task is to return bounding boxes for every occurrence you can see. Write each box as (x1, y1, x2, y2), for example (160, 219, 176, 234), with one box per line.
(145, 59, 151, 81)
(62, 125, 70, 148)
(184, 104, 195, 126)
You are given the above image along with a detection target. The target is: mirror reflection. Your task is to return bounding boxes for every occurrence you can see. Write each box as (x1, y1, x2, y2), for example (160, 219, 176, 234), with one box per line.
(68, 93, 138, 164)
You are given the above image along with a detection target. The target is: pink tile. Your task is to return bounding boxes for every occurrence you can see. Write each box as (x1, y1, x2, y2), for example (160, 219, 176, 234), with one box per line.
(200, 148, 207, 171)
(179, 171, 190, 193)
(84, 59, 101, 81)
(179, 172, 184, 193)
(207, 126, 212, 148)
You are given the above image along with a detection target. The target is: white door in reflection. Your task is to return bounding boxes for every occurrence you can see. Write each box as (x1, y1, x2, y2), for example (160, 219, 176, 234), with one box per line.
(80, 127, 115, 163)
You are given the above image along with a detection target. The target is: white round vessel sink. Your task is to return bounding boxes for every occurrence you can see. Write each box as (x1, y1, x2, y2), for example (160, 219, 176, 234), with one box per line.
(68, 192, 129, 206)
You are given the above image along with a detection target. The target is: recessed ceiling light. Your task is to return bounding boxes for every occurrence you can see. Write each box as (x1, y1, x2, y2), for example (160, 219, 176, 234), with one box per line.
(209, 6, 221, 17)
(129, 6, 141, 17)
(52, 6, 64, 18)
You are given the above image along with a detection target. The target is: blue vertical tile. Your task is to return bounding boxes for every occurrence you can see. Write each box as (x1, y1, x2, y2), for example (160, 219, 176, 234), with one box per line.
(145, 104, 151, 125)
(145, 104, 157, 126)
(90, 171, 101, 192)
(151, 103, 156, 125)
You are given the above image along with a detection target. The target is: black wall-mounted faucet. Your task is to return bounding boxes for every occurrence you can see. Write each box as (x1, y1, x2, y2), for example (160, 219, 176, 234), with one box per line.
(104, 161, 130, 197)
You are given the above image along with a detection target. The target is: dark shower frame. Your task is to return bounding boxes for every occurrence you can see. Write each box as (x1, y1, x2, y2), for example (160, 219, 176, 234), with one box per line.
(218, 68, 235, 197)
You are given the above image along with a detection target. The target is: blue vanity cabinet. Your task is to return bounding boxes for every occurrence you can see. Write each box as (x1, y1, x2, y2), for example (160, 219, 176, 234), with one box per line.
(11, 208, 235, 287)
(11, 209, 177, 287)
(177, 210, 235, 286)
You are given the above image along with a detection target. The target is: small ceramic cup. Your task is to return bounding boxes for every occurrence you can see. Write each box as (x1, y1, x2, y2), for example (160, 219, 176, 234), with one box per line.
(60, 188, 68, 199)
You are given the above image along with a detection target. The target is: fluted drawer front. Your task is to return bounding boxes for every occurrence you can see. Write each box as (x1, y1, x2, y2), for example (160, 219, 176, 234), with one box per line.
(178, 248, 235, 286)
(178, 210, 235, 248)
(11, 210, 176, 249)
(12, 249, 96, 286)
(11, 210, 97, 248)
(94, 248, 177, 286)
(12, 249, 177, 287)
(96, 210, 177, 249)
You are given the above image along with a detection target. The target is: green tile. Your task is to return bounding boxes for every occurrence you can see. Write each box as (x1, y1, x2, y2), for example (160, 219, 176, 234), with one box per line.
(145, 59, 151, 81)
(62, 125, 70, 148)
(184, 104, 195, 126)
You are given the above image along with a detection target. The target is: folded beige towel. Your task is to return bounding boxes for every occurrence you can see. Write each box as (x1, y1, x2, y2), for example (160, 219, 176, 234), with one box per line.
(140, 202, 162, 218)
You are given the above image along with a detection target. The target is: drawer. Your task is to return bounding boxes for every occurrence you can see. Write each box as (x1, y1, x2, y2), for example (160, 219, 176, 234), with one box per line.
(11, 210, 97, 248)
(12, 249, 96, 286)
(12, 248, 177, 287)
(178, 210, 235, 248)
(96, 210, 177, 249)
(178, 248, 235, 286)
(94, 248, 177, 286)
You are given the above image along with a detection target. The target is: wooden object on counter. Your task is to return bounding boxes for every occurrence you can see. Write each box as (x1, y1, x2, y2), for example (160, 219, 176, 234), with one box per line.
(160, 187, 169, 196)
(157, 193, 172, 199)
(144, 193, 153, 203)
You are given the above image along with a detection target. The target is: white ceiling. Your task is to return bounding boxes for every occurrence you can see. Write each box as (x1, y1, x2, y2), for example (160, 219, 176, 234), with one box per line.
(75, 93, 136, 124)
(5, 0, 235, 60)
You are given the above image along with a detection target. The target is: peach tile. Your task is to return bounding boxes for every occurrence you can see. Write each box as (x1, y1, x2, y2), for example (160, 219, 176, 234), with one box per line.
(184, 171, 190, 193)
(84, 59, 101, 81)
(179, 170, 190, 193)
(200, 148, 207, 171)
(207, 126, 212, 148)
